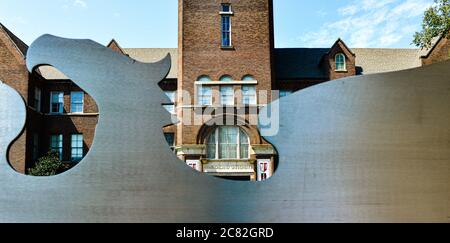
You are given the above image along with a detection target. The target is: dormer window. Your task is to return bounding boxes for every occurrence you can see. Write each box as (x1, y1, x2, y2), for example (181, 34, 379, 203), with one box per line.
(335, 53, 347, 71)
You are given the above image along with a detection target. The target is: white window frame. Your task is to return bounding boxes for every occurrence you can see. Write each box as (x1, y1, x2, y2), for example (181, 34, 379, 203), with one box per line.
(242, 85, 257, 106)
(197, 85, 213, 106)
(220, 86, 235, 106)
(220, 3, 233, 14)
(207, 126, 250, 160)
(50, 92, 64, 114)
(335, 53, 347, 71)
(163, 91, 176, 114)
(70, 91, 84, 114)
(221, 14, 232, 47)
(71, 134, 83, 162)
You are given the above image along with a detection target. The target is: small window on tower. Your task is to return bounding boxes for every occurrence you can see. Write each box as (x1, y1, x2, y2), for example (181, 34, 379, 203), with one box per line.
(220, 4, 232, 48)
(221, 4, 232, 14)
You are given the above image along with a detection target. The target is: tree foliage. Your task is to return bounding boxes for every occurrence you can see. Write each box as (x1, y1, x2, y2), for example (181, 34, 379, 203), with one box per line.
(28, 151, 71, 176)
(413, 0, 450, 48)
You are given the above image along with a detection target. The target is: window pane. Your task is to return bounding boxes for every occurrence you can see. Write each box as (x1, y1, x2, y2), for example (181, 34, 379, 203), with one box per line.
(242, 75, 255, 81)
(220, 86, 234, 106)
(71, 92, 84, 113)
(71, 134, 83, 162)
(219, 75, 233, 82)
(221, 16, 231, 47)
(207, 131, 216, 159)
(164, 91, 176, 103)
(163, 105, 175, 114)
(240, 130, 249, 159)
(219, 127, 238, 159)
(242, 85, 256, 105)
(164, 133, 175, 148)
(222, 4, 231, 12)
(198, 86, 212, 106)
(50, 135, 63, 160)
(197, 75, 212, 82)
(51, 92, 64, 114)
(336, 54, 346, 70)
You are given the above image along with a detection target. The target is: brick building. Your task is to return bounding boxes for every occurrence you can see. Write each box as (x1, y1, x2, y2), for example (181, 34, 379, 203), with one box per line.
(0, 0, 449, 180)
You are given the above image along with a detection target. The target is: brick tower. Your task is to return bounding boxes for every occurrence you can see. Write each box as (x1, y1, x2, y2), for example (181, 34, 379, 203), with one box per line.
(177, 0, 277, 181)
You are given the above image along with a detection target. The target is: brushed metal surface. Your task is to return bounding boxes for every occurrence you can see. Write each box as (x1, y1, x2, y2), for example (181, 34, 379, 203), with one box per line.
(0, 35, 448, 222)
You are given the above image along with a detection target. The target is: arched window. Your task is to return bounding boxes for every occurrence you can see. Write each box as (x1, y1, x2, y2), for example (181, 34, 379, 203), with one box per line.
(206, 126, 250, 160)
(219, 75, 233, 82)
(197, 75, 212, 82)
(197, 76, 212, 106)
(335, 53, 346, 71)
(242, 75, 255, 81)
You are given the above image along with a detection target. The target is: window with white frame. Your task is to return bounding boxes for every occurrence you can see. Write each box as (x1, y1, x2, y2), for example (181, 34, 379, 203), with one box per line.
(71, 134, 83, 162)
(221, 3, 232, 14)
(335, 53, 346, 71)
(50, 134, 63, 160)
(207, 126, 250, 160)
(70, 92, 84, 113)
(50, 92, 64, 114)
(34, 87, 41, 112)
(221, 4, 232, 48)
(198, 85, 213, 106)
(163, 91, 176, 114)
(220, 86, 234, 106)
(242, 85, 257, 105)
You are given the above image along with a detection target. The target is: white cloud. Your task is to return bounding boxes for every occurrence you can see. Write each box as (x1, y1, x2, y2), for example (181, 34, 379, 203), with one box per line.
(296, 0, 433, 48)
(338, 5, 358, 16)
(73, 0, 87, 8)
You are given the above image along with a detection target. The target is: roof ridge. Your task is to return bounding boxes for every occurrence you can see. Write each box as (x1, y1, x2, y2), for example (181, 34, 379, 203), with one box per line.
(0, 23, 28, 58)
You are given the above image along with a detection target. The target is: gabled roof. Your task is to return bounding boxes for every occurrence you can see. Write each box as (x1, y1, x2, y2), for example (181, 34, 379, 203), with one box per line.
(38, 48, 178, 80)
(353, 48, 422, 75)
(0, 23, 28, 58)
(274, 48, 330, 79)
(107, 39, 125, 54)
(329, 38, 355, 56)
(420, 35, 446, 58)
(123, 48, 178, 79)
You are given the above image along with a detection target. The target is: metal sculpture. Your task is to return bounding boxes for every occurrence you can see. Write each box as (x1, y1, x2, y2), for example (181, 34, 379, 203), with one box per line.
(0, 35, 448, 222)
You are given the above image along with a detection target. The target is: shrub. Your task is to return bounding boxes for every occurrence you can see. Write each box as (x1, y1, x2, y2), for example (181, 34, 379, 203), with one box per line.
(28, 151, 72, 176)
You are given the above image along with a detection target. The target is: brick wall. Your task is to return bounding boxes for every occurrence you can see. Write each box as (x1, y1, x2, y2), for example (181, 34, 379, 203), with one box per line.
(178, 0, 274, 146)
(422, 37, 450, 66)
(0, 26, 29, 173)
(326, 40, 356, 80)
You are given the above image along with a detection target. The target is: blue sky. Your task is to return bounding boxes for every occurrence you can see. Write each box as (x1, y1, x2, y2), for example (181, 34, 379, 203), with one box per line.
(0, 0, 433, 48)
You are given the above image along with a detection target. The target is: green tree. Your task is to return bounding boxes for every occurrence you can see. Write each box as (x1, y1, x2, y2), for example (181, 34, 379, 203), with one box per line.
(413, 0, 450, 48)
(28, 151, 71, 176)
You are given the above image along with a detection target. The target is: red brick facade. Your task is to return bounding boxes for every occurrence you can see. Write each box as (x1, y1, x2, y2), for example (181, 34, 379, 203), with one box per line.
(1, 1, 450, 178)
(0, 24, 29, 173)
(421, 36, 450, 66)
